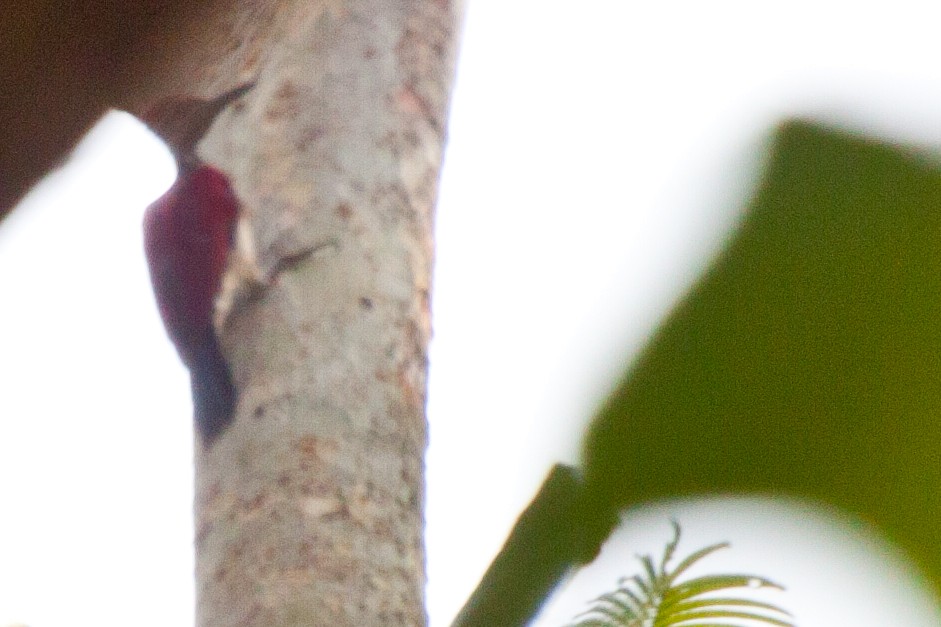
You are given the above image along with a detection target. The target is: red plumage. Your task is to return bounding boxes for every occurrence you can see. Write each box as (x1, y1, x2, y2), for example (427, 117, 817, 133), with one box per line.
(144, 165, 239, 442)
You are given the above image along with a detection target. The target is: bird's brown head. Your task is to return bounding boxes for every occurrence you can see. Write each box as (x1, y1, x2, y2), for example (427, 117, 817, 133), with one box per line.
(142, 81, 254, 172)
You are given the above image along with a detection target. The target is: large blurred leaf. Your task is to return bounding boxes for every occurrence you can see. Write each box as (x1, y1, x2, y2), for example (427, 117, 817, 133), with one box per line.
(583, 120, 941, 594)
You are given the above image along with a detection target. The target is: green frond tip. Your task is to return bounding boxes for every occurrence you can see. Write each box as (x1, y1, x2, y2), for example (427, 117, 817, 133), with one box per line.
(566, 523, 793, 627)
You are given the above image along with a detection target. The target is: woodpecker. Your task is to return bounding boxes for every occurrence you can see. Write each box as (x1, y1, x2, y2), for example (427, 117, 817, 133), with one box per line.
(142, 83, 253, 444)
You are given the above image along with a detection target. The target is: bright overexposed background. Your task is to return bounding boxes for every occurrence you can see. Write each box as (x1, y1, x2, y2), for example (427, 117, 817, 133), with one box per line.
(3, 1, 941, 625)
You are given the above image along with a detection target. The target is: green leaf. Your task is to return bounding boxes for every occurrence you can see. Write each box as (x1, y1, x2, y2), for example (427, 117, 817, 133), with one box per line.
(666, 542, 729, 585)
(658, 610, 792, 627)
(582, 119, 941, 595)
(664, 597, 791, 617)
(664, 575, 783, 604)
(568, 525, 791, 627)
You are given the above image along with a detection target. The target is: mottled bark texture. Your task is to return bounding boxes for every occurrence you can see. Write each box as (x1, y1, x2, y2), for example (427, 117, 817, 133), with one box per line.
(4, 1, 460, 625)
(193, 2, 460, 626)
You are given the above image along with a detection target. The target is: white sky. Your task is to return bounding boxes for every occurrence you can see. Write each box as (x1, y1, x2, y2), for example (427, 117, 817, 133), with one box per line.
(3, 1, 941, 625)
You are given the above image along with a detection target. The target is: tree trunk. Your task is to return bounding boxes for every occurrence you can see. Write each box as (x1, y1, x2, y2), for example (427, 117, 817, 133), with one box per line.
(192, 2, 460, 623)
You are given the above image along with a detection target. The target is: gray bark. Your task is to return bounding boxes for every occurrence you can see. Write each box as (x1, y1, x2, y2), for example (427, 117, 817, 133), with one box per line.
(193, 2, 460, 625)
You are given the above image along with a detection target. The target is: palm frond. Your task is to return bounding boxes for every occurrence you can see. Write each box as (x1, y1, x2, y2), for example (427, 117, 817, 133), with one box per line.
(567, 523, 793, 627)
